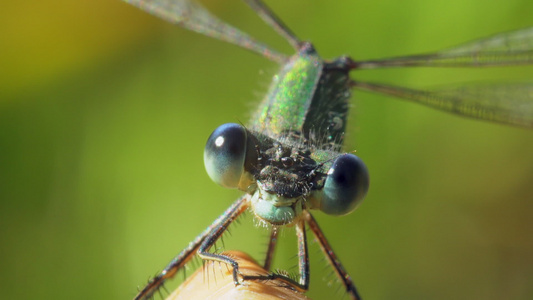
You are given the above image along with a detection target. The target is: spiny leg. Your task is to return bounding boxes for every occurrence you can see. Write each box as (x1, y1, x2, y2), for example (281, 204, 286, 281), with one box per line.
(304, 210, 361, 300)
(263, 227, 279, 271)
(134, 196, 249, 300)
(240, 219, 310, 293)
(196, 197, 252, 286)
(295, 219, 310, 290)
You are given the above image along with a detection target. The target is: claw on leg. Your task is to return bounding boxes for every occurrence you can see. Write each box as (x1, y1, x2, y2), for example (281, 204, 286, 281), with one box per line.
(167, 250, 310, 300)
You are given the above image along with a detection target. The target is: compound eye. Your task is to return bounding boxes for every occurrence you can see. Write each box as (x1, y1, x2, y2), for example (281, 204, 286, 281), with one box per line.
(204, 123, 247, 188)
(320, 154, 369, 215)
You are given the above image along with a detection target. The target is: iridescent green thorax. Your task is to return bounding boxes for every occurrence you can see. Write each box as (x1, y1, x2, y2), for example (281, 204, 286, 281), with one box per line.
(250, 44, 353, 149)
(244, 45, 356, 225)
(252, 47, 322, 137)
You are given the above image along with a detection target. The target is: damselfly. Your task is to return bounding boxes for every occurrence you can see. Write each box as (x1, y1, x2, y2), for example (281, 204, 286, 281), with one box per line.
(123, 0, 533, 299)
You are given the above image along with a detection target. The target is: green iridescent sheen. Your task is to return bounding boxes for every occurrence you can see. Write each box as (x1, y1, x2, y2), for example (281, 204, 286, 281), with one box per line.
(310, 149, 335, 164)
(251, 52, 322, 137)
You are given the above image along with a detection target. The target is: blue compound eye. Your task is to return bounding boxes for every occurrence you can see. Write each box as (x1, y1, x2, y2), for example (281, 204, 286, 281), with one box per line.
(204, 123, 248, 188)
(320, 154, 369, 215)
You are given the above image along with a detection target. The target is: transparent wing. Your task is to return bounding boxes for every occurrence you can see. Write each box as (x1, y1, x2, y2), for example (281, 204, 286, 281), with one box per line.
(244, 0, 301, 50)
(353, 81, 533, 128)
(123, 0, 287, 63)
(355, 27, 533, 69)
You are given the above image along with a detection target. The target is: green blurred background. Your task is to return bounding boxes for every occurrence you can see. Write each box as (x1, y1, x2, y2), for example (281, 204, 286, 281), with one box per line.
(1, 0, 532, 299)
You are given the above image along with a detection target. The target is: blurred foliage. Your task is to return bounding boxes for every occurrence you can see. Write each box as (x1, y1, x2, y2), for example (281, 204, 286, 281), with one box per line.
(0, 0, 532, 299)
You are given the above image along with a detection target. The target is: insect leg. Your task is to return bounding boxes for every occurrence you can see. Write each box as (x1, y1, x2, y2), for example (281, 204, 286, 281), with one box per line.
(134, 196, 249, 300)
(263, 227, 279, 271)
(240, 220, 310, 293)
(295, 219, 310, 290)
(197, 196, 250, 286)
(304, 210, 362, 300)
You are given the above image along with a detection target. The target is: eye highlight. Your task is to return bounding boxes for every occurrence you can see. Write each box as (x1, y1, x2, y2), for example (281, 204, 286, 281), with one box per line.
(204, 123, 248, 188)
(319, 154, 369, 215)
